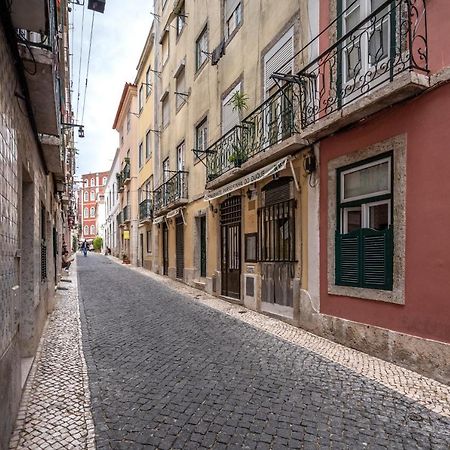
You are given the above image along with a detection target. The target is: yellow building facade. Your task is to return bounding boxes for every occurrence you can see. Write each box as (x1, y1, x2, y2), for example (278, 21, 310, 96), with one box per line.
(112, 83, 139, 265)
(137, 0, 319, 324)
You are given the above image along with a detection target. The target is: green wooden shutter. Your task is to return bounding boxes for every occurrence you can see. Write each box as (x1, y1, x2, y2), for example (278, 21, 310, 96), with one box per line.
(335, 230, 361, 286)
(362, 227, 393, 290)
(336, 227, 393, 290)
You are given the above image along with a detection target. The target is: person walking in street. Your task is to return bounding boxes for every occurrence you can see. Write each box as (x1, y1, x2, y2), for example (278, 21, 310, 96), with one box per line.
(81, 240, 88, 257)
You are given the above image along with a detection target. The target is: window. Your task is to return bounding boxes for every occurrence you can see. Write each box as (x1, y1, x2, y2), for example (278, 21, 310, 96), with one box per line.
(161, 31, 169, 66)
(90, 225, 96, 235)
(196, 118, 208, 157)
(146, 230, 152, 253)
(162, 94, 170, 128)
(222, 82, 241, 133)
(257, 178, 296, 262)
(225, 0, 242, 39)
(84, 225, 89, 236)
(196, 26, 208, 71)
(84, 207, 88, 218)
(341, 0, 390, 84)
(145, 176, 153, 200)
(84, 191, 88, 202)
(127, 114, 131, 133)
(139, 85, 144, 112)
(176, 2, 186, 36)
(90, 207, 95, 218)
(83, 179, 88, 187)
(139, 142, 143, 168)
(335, 153, 393, 290)
(145, 130, 151, 159)
(103, 176, 107, 185)
(90, 191, 95, 201)
(175, 67, 186, 110)
(263, 27, 294, 97)
(90, 178, 95, 186)
(145, 66, 151, 97)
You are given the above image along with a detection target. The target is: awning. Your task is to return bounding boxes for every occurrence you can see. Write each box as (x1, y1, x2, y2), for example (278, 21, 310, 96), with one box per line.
(204, 156, 289, 201)
(166, 207, 184, 219)
(153, 215, 166, 225)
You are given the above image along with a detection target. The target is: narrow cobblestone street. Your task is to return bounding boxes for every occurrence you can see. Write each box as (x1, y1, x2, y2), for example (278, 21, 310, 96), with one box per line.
(9, 253, 450, 449)
(76, 254, 450, 449)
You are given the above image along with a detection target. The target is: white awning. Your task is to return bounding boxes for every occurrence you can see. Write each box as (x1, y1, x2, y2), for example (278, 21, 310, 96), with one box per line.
(204, 156, 289, 201)
(153, 215, 166, 225)
(166, 207, 184, 219)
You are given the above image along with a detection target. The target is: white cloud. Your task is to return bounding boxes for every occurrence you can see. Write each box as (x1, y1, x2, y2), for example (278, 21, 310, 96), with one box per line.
(71, 1, 153, 176)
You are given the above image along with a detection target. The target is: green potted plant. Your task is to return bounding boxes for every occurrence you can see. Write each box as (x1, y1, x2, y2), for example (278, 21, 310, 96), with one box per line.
(228, 91, 250, 167)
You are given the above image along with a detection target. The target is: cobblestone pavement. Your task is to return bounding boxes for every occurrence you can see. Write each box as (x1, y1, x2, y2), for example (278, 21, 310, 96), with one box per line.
(79, 254, 450, 449)
(9, 260, 95, 450)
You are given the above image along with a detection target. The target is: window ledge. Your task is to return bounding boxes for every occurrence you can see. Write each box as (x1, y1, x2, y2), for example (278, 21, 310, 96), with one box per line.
(328, 285, 404, 305)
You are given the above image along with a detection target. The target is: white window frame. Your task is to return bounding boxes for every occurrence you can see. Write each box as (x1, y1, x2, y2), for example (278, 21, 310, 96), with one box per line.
(90, 207, 95, 218)
(225, 2, 242, 39)
(196, 118, 208, 153)
(340, 156, 391, 203)
(90, 225, 96, 235)
(196, 27, 208, 71)
(342, 200, 391, 233)
(84, 191, 88, 202)
(90, 191, 95, 201)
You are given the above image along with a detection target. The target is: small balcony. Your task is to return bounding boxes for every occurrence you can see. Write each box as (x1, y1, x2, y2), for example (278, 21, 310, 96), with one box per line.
(123, 162, 131, 184)
(116, 211, 123, 226)
(139, 199, 153, 223)
(206, 83, 303, 186)
(296, 0, 428, 139)
(123, 205, 130, 223)
(116, 172, 125, 193)
(153, 171, 188, 216)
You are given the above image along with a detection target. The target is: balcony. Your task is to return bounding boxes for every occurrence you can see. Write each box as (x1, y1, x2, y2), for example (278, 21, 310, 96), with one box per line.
(116, 172, 125, 193)
(206, 84, 303, 186)
(122, 161, 131, 185)
(296, 0, 428, 139)
(116, 211, 123, 226)
(139, 199, 153, 223)
(123, 205, 130, 223)
(153, 171, 188, 216)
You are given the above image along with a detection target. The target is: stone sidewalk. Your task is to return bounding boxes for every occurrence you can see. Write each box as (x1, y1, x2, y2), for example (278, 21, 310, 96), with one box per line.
(8, 255, 450, 449)
(9, 260, 95, 450)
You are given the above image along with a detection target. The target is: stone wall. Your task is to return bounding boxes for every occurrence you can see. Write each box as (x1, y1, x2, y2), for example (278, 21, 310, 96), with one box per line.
(0, 20, 57, 450)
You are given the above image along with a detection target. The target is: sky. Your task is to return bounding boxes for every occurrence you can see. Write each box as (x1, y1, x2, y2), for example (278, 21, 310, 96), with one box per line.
(70, 1, 153, 177)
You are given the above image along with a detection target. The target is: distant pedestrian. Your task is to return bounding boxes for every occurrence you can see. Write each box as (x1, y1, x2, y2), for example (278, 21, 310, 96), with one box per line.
(81, 240, 88, 257)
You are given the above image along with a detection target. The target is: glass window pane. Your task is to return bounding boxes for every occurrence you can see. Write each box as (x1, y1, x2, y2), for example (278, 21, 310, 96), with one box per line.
(369, 202, 389, 230)
(344, 208, 362, 233)
(343, 160, 389, 200)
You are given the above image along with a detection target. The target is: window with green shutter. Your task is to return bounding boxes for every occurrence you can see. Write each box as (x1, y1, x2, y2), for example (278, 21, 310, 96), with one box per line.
(335, 152, 393, 290)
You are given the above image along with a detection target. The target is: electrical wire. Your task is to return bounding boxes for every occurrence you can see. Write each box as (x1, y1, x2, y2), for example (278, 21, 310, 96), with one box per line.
(81, 11, 95, 124)
(75, 1, 86, 123)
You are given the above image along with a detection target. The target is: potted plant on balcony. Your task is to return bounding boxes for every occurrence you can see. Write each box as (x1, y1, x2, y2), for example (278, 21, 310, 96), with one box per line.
(228, 91, 250, 167)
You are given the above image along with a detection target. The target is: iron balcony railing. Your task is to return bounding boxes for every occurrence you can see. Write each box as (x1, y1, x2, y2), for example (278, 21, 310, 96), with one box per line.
(206, 83, 299, 181)
(139, 199, 153, 222)
(123, 205, 130, 222)
(297, 0, 428, 128)
(153, 171, 188, 215)
(123, 162, 131, 182)
(116, 211, 123, 225)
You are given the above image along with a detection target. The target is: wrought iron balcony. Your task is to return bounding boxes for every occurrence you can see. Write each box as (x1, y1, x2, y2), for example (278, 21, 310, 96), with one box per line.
(123, 162, 131, 184)
(206, 83, 299, 181)
(297, 0, 428, 129)
(123, 205, 130, 223)
(139, 199, 153, 222)
(116, 172, 125, 192)
(153, 171, 188, 215)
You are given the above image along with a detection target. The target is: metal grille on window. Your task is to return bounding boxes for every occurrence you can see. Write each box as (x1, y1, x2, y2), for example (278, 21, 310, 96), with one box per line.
(258, 179, 295, 262)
